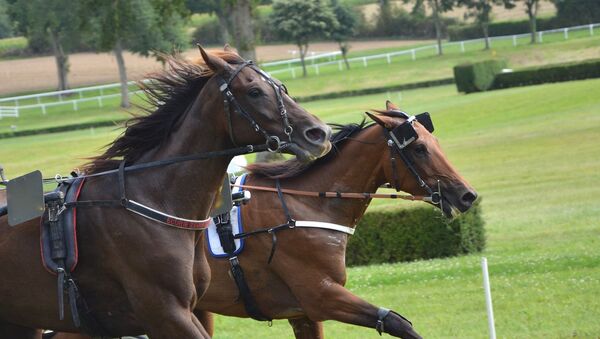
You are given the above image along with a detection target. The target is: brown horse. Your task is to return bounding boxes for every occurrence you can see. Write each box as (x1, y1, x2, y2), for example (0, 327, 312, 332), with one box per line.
(0, 47, 331, 338)
(191, 102, 477, 338)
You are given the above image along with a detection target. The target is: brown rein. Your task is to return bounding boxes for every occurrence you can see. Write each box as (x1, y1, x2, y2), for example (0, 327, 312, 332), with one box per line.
(232, 184, 432, 202)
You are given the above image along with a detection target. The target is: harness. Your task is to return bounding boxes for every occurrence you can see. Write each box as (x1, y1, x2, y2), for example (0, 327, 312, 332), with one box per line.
(0, 60, 299, 336)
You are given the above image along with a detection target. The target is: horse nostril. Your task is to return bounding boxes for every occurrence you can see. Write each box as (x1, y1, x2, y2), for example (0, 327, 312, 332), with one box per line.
(461, 191, 477, 205)
(304, 127, 327, 144)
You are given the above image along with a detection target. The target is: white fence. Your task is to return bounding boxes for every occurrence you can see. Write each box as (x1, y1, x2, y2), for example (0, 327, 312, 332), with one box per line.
(267, 22, 600, 78)
(0, 22, 598, 118)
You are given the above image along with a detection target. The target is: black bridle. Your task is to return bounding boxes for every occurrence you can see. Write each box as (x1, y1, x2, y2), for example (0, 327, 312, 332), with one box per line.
(382, 110, 442, 205)
(216, 60, 293, 152)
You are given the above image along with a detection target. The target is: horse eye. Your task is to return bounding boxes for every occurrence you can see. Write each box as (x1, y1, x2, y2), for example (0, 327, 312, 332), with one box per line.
(248, 88, 262, 98)
(414, 144, 428, 158)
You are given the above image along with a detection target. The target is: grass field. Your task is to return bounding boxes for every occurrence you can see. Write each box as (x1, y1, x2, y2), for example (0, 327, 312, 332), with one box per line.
(1, 78, 599, 338)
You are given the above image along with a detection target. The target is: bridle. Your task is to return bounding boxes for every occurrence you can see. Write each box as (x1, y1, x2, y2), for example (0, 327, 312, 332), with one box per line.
(382, 110, 442, 206)
(216, 60, 293, 152)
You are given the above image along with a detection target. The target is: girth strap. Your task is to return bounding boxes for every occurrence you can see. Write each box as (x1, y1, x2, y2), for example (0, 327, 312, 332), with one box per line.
(229, 256, 272, 322)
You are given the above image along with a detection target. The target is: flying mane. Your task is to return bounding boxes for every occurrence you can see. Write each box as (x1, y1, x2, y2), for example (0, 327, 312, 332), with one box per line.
(247, 119, 373, 179)
(83, 50, 244, 174)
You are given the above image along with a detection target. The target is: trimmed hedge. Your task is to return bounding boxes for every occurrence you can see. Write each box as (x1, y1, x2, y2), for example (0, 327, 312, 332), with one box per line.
(454, 59, 507, 94)
(492, 58, 600, 90)
(448, 17, 564, 41)
(346, 200, 485, 266)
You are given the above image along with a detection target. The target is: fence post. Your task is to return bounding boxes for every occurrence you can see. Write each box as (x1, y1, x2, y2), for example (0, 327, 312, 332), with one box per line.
(315, 64, 319, 75)
(291, 68, 296, 79)
(79, 90, 83, 99)
(386, 54, 391, 64)
(411, 49, 416, 61)
(338, 60, 343, 71)
(590, 24, 594, 36)
(362, 57, 367, 67)
(513, 35, 517, 46)
(37, 96, 41, 104)
(41, 104, 46, 115)
(73, 101, 78, 111)
(539, 31, 543, 43)
(488, 38, 492, 48)
(564, 28, 568, 39)
(482, 258, 497, 339)
(97, 97, 103, 108)
(460, 41, 465, 53)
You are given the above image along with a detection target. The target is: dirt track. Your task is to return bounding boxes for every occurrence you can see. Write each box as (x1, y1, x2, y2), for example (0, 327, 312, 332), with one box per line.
(0, 40, 426, 96)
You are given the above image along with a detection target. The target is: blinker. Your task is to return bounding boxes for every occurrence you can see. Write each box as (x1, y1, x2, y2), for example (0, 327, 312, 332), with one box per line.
(415, 112, 434, 133)
(390, 120, 418, 149)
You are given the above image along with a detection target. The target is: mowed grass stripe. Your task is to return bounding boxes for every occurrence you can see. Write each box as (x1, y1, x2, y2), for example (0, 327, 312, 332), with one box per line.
(1, 79, 599, 338)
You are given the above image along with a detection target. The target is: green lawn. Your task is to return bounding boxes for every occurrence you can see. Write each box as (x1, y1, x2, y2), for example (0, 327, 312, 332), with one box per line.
(1, 79, 599, 338)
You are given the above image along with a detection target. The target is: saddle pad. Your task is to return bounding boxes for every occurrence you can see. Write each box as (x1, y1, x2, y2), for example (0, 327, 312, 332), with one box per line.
(206, 174, 247, 258)
(40, 177, 85, 274)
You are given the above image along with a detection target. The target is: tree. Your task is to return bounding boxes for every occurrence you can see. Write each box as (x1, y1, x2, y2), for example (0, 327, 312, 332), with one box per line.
(405, 0, 457, 55)
(270, 0, 338, 77)
(0, 0, 12, 39)
(459, 0, 512, 49)
(553, 0, 600, 24)
(504, 0, 545, 43)
(82, 0, 189, 108)
(330, 0, 357, 70)
(8, 0, 83, 90)
(186, 0, 230, 45)
(224, 0, 257, 60)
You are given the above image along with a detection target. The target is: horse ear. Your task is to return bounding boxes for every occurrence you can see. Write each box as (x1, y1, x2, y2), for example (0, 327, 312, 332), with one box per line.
(386, 100, 399, 111)
(197, 44, 232, 74)
(223, 44, 234, 52)
(365, 112, 393, 129)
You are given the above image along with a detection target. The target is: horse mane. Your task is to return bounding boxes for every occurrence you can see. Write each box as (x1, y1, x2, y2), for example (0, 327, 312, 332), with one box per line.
(247, 119, 374, 179)
(83, 50, 245, 174)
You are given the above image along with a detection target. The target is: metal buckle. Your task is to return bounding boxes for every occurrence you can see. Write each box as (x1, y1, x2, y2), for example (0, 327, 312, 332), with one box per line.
(266, 136, 281, 152)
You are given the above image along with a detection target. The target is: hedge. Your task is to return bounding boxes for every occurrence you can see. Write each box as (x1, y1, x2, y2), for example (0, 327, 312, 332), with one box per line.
(453, 59, 507, 94)
(448, 17, 564, 41)
(346, 199, 485, 266)
(492, 58, 600, 90)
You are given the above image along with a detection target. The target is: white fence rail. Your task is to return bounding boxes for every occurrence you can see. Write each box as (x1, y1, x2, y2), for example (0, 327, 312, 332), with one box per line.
(267, 22, 600, 78)
(0, 22, 598, 118)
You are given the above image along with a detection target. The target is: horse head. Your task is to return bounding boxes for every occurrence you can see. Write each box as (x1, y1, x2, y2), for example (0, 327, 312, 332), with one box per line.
(367, 100, 477, 217)
(197, 45, 332, 162)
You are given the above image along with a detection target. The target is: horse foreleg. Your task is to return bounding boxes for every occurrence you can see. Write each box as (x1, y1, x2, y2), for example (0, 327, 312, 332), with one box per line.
(0, 320, 38, 339)
(193, 310, 214, 337)
(288, 317, 323, 339)
(298, 283, 422, 339)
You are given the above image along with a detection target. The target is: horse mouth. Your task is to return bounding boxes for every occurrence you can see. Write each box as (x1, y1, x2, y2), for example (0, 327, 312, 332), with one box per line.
(285, 141, 331, 163)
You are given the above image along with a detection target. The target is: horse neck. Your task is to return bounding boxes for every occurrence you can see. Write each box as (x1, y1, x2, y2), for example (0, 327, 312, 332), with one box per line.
(281, 126, 388, 227)
(127, 92, 232, 220)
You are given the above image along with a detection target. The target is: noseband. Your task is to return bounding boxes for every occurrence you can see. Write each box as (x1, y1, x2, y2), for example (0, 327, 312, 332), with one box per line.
(383, 110, 441, 205)
(216, 60, 293, 152)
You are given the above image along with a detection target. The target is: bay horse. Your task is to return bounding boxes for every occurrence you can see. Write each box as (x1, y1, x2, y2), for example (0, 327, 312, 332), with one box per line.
(0, 47, 331, 338)
(194, 102, 477, 339)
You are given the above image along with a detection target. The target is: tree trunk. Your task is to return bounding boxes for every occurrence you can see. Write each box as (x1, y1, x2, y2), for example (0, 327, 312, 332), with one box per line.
(482, 23, 490, 50)
(228, 0, 256, 60)
(216, 12, 231, 44)
(339, 42, 350, 70)
(48, 29, 69, 91)
(299, 43, 308, 77)
(527, 1, 538, 44)
(114, 40, 129, 108)
(432, 0, 443, 56)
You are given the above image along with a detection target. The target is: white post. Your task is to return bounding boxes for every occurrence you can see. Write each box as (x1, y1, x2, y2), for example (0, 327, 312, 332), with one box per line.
(512, 35, 517, 46)
(362, 57, 367, 67)
(291, 68, 296, 79)
(97, 97, 103, 108)
(411, 49, 416, 61)
(338, 60, 343, 71)
(315, 64, 319, 75)
(436, 44, 440, 54)
(37, 96, 41, 104)
(564, 28, 568, 40)
(461, 41, 465, 53)
(590, 24, 594, 36)
(14, 99, 18, 107)
(539, 31, 543, 43)
(482, 258, 496, 339)
(73, 101, 78, 111)
(386, 54, 391, 64)
(79, 90, 83, 99)
(41, 104, 46, 115)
